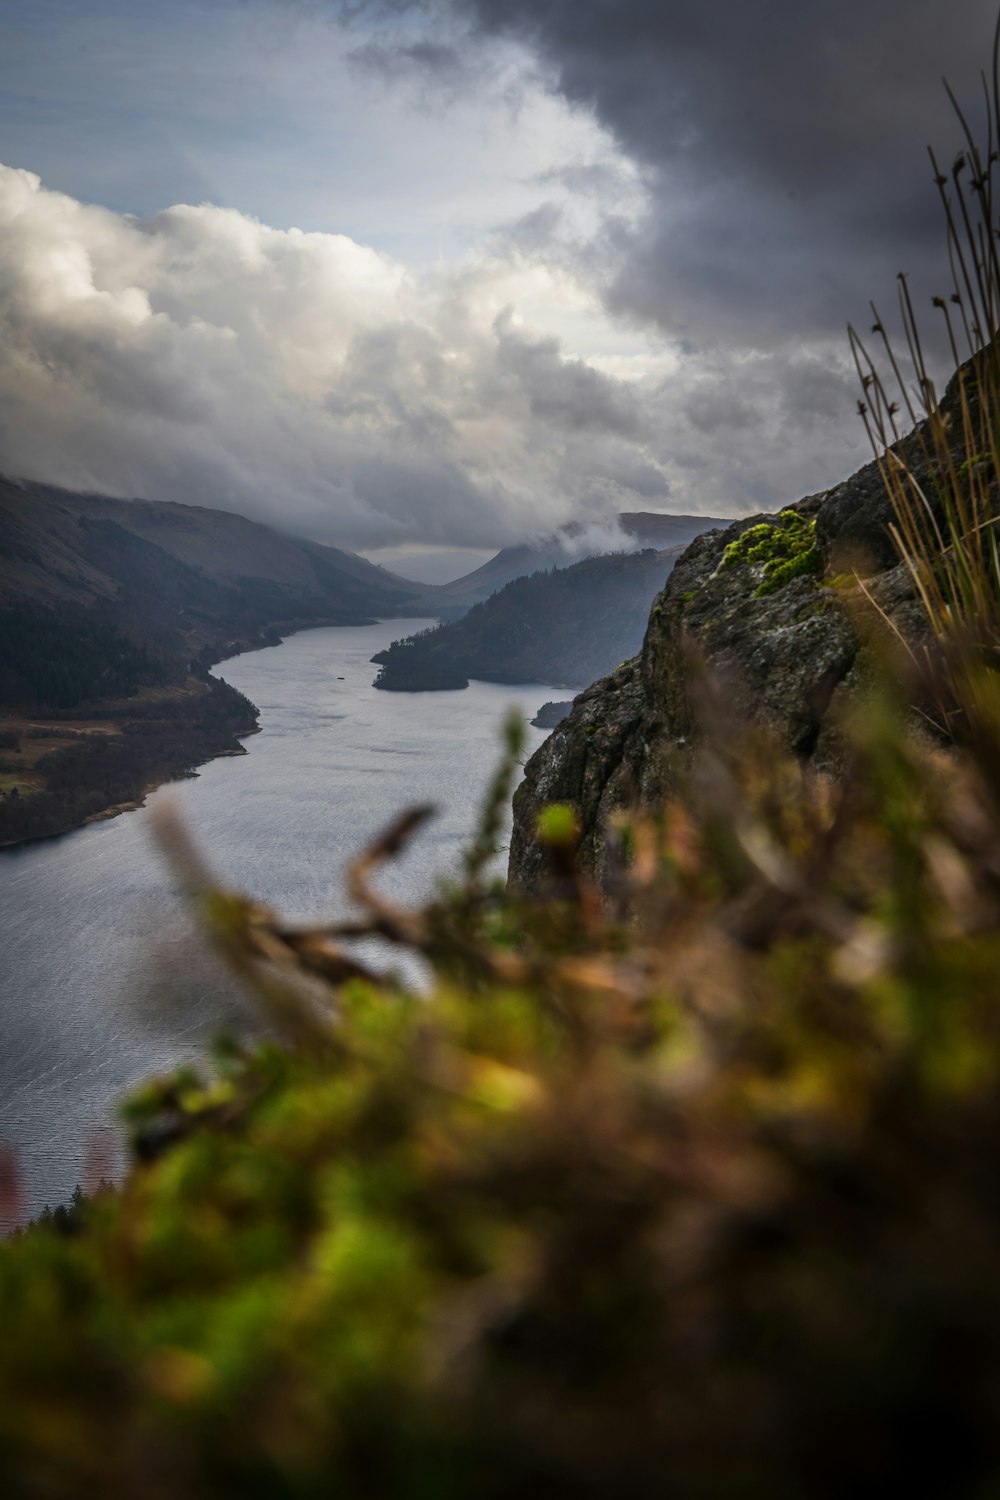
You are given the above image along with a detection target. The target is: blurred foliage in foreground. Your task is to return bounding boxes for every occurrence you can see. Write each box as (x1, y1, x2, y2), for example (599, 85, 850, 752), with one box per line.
(9, 31, 1000, 1497)
(4, 658, 1000, 1498)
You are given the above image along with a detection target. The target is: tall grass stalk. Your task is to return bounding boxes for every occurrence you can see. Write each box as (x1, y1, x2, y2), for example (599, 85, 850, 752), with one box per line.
(849, 14, 1000, 675)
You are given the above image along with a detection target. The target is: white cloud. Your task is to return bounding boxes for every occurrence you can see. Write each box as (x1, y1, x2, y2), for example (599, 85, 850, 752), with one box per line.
(0, 163, 674, 549)
(0, 162, 887, 553)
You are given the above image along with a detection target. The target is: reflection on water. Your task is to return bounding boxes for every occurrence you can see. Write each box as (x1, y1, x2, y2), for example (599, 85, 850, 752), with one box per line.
(0, 621, 557, 1225)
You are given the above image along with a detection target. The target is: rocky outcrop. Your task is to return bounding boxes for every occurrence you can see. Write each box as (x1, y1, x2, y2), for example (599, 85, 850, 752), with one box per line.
(509, 453, 928, 896)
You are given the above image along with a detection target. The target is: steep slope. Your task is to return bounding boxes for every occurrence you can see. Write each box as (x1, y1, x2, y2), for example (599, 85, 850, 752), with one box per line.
(371, 549, 679, 692)
(0, 478, 432, 846)
(508, 456, 928, 895)
(417, 511, 729, 610)
(0, 479, 427, 655)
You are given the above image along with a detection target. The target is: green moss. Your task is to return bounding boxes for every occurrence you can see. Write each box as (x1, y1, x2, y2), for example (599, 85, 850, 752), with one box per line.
(720, 510, 820, 597)
(958, 450, 994, 478)
(536, 802, 580, 846)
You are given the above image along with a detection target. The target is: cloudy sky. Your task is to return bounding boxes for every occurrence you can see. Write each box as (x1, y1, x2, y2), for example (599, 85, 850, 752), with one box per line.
(0, 0, 995, 577)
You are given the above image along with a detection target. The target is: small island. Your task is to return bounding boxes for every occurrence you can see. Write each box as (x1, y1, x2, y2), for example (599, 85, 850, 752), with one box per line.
(531, 700, 573, 728)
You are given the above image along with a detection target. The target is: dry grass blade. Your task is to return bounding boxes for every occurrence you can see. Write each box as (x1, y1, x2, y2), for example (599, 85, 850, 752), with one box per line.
(850, 16, 1000, 717)
(345, 804, 435, 946)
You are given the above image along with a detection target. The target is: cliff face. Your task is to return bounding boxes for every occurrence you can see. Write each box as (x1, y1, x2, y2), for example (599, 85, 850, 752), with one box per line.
(509, 449, 928, 895)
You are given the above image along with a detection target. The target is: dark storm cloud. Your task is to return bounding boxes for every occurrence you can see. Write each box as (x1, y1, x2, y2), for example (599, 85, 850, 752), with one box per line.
(492, 310, 647, 437)
(531, 160, 637, 205)
(313, 0, 1000, 517)
(346, 0, 999, 345)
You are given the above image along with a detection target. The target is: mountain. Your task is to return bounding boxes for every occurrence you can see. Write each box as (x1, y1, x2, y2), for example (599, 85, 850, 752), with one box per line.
(371, 548, 687, 692)
(0, 478, 428, 657)
(413, 511, 729, 610)
(0, 478, 433, 846)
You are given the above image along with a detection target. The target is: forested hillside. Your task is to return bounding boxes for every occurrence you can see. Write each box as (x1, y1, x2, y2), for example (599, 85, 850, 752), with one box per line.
(0, 477, 431, 845)
(0, 600, 164, 709)
(372, 549, 680, 691)
(0, 479, 427, 656)
(411, 511, 728, 610)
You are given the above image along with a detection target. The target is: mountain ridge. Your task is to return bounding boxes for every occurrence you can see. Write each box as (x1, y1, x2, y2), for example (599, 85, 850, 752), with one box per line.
(409, 511, 731, 610)
(0, 478, 429, 648)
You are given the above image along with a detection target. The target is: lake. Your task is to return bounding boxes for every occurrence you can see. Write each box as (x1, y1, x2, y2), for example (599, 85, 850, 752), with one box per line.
(0, 621, 559, 1227)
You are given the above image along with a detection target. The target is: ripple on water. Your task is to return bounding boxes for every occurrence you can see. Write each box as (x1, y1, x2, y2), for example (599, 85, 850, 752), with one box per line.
(0, 620, 559, 1226)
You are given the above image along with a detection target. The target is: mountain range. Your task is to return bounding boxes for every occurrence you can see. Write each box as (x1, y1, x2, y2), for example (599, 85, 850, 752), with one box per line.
(0, 478, 436, 845)
(0, 478, 427, 662)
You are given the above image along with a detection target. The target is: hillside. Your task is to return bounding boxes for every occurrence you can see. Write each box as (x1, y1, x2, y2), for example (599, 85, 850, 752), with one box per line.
(413, 511, 729, 610)
(371, 548, 682, 692)
(0, 479, 427, 657)
(0, 478, 432, 845)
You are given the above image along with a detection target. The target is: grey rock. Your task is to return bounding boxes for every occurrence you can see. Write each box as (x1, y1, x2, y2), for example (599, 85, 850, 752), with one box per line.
(509, 479, 928, 897)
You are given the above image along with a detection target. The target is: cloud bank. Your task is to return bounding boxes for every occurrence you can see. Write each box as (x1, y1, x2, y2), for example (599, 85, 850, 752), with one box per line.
(0, 163, 673, 550)
(348, 0, 996, 345)
(0, 158, 891, 551)
(3, 2, 997, 556)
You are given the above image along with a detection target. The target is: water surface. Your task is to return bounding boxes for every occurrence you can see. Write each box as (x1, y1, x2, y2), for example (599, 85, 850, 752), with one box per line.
(0, 621, 558, 1224)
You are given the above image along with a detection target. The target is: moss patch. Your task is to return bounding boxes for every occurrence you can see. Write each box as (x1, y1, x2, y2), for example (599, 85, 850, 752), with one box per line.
(720, 510, 821, 597)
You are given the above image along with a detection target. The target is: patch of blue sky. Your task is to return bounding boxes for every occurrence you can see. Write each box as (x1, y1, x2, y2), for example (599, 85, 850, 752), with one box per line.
(0, 0, 615, 269)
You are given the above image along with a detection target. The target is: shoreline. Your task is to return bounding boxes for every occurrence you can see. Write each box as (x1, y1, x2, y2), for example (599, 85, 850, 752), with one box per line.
(0, 721, 258, 853)
(0, 613, 438, 853)
(0, 659, 269, 853)
(79, 740, 254, 828)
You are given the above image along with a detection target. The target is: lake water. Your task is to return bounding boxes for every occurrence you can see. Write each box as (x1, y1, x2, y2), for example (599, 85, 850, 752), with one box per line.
(0, 621, 559, 1227)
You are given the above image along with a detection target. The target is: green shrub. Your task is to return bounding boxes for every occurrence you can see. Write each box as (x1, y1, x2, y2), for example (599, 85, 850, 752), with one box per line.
(4, 670, 1000, 1495)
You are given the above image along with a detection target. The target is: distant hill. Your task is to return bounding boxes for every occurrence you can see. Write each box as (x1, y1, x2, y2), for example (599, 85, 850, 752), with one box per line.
(372, 549, 681, 693)
(0, 477, 432, 846)
(413, 511, 730, 611)
(0, 478, 428, 661)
